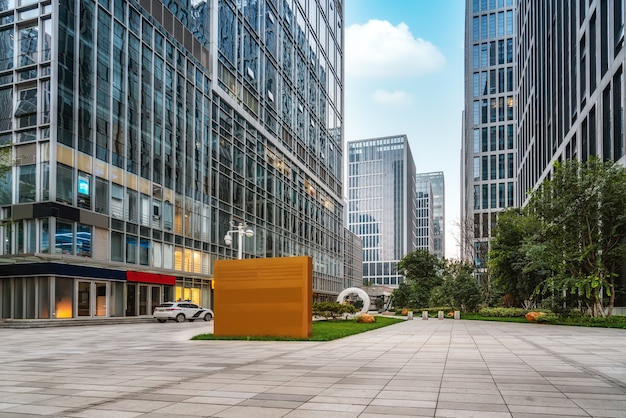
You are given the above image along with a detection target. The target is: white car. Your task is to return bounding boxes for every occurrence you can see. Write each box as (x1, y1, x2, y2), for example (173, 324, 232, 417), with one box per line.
(154, 302, 214, 323)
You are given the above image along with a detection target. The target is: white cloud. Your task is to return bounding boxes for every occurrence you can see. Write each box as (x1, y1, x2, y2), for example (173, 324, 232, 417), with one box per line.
(345, 20, 446, 78)
(372, 89, 411, 105)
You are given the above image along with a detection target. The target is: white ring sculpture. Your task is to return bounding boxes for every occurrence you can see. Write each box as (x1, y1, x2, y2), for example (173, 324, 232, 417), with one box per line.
(336, 287, 370, 316)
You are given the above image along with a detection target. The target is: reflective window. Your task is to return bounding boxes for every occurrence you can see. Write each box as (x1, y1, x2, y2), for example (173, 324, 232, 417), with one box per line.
(55, 220, 73, 255)
(18, 165, 36, 203)
(77, 224, 91, 257)
(56, 163, 73, 205)
(18, 26, 38, 67)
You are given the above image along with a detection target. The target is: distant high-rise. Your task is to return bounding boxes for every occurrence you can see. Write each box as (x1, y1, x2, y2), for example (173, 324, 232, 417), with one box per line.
(347, 135, 417, 287)
(416, 171, 445, 259)
(462, 0, 518, 274)
(416, 179, 434, 254)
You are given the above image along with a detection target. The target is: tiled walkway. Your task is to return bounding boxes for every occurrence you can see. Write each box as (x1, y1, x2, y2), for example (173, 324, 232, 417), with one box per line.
(0, 318, 625, 417)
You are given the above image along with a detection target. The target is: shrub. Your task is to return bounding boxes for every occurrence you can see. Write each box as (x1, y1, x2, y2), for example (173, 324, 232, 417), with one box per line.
(562, 314, 626, 327)
(313, 302, 357, 319)
(534, 312, 559, 323)
(479, 307, 527, 317)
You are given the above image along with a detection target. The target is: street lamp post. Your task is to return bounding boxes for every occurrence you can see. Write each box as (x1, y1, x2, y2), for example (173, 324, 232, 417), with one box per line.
(224, 221, 254, 259)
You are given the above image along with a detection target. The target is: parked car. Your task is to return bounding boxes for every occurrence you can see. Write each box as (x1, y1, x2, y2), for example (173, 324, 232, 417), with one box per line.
(154, 301, 214, 323)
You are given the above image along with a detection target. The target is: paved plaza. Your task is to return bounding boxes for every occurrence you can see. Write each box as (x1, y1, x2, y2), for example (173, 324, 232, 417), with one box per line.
(0, 318, 625, 417)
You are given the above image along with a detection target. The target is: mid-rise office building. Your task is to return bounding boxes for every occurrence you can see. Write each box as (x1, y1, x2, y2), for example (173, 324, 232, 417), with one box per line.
(462, 0, 518, 274)
(416, 171, 445, 259)
(0, 0, 346, 320)
(347, 135, 417, 287)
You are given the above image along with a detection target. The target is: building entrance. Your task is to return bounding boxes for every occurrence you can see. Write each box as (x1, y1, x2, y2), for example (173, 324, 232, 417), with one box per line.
(77, 281, 108, 317)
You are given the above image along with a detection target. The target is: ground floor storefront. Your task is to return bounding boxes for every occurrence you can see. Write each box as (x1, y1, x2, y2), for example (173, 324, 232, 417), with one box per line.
(0, 262, 213, 320)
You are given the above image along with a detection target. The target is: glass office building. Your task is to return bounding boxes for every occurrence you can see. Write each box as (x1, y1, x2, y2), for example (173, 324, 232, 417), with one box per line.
(0, 0, 346, 320)
(347, 135, 417, 287)
(462, 0, 517, 274)
(416, 171, 444, 259)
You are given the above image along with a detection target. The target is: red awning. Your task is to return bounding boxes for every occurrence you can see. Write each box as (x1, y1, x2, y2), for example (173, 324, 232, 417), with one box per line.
(126, 271, 176, 285)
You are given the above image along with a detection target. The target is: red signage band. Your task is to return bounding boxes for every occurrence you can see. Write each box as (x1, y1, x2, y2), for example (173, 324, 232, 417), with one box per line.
(126, 271, 176, 285)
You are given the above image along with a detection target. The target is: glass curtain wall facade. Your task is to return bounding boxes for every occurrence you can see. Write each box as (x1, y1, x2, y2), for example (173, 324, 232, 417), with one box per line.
(517, 0, 625, 201)
(517, 0, 626, 305)
(462, 0, 518, 276)
(416, 171, 444, 259)
(0, 0, 346, 320)
(347, 136, 417, 287)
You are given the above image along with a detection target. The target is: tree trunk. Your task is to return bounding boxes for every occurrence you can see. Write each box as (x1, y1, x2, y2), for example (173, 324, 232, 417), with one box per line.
(592, 298, 605, 318)
(608, 279, 615, 317)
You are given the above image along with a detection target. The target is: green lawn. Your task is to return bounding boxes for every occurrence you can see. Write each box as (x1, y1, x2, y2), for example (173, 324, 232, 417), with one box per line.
(192, 316, 405, 341)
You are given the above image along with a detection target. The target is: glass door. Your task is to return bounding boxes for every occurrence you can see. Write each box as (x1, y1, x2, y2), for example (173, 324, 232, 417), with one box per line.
(151, 286, 161, 314)
(77, 281, 108, 317)
(126, 283, 137, 316)
(139, 285, 148, 315)
(78, 281, 91, 317)
(95, 282, 107, 316)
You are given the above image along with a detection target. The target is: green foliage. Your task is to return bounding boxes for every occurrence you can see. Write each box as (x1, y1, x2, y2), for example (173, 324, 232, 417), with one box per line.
(313, 302, 357, 319)
(535, 312, 559, 323)
(478, 307, 528, 317)
(488, 158, 626, 317)
(394, 250, 444, 309)
(430, 260, 481, 312)
(488, 209, 558, 306)
(394, 256, 481, 313)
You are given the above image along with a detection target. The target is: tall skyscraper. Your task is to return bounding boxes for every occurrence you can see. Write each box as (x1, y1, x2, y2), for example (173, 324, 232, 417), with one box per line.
(416, 171, 445, 259)
(516, 0, 626, 305)
(347, 135, 417, 287)
(0, 0, 347, 320)
(462, 0, 518, 276)
(517, 0, 625, 203)
(463, 1, 626, 307)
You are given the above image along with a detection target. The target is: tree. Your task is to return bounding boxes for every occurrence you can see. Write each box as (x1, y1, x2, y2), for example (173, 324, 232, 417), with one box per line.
(431, 260, 481, 312)
(488, 209, 558, 307)
(394, 250, 444, 308)
(527, 158, 626, 316)
(454, 216, 477, 264)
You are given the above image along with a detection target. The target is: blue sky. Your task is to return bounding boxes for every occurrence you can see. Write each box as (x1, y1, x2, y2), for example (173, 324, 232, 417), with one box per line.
(344, 0, 466, 258)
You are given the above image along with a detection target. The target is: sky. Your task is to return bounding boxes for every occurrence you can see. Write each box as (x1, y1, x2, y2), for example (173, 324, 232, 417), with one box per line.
(343, 0, 466, 259)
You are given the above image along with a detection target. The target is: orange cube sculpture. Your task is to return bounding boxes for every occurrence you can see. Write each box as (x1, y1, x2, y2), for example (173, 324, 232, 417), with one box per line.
(213, 256, 312, 338)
